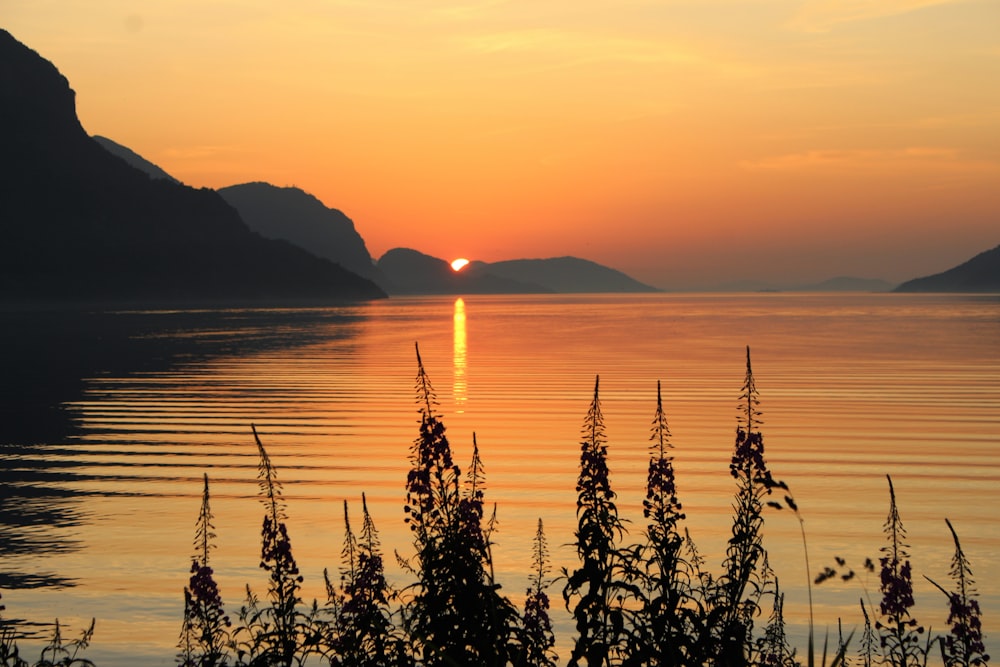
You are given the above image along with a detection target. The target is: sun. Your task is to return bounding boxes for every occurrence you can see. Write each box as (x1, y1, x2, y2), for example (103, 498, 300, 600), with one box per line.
(450, 258, 470, 272)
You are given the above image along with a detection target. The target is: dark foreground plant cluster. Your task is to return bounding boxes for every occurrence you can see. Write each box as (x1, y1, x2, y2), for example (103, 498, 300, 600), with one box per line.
(0, 345, 989, 667)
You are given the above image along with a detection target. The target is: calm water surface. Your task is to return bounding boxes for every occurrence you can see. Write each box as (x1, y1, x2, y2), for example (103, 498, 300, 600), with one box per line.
(2, 293, 998, 665)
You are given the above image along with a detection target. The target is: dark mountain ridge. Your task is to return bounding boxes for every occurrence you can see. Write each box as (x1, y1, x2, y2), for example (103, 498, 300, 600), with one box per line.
(894, 244, 1000, 292)
(84, 129, 658, 296)
(376, 248, 552, 295)
(92, 135, 180, 183)
(375, 250, 659, 295)
(473, 256, 659, 293)
(0, 29, 384, 304)
(218, 182, 380, 282)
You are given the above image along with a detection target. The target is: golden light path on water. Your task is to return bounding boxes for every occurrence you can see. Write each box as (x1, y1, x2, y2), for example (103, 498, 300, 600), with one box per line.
(453, 297, 467, 413)
(2, 293, 998, 666)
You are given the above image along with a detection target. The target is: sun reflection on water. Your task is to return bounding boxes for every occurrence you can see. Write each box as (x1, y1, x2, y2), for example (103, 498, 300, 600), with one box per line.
(453, 297, 467, 413)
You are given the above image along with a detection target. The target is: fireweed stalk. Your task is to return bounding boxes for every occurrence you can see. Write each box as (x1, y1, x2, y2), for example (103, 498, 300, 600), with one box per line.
(715, 347, 783, 665)
(231, 426, 309, 667)
(520, 518, 558, 667)
(178, 474, 231, 667)
(926, 519, 989, 667)
(326, 495, 406, 667)
(618, 380, 693, 667)
(562, 376, 628, 667)
(876, 475, 924, 667)
(5, 345, 948, 667)
(400, 343, 518, 667)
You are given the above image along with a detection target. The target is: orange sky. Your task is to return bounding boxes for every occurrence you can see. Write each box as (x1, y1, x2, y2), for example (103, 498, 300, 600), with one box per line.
(7, 0, 999, 289)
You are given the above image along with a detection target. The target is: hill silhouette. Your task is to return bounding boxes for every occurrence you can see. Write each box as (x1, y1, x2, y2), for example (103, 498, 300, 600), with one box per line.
(796, 276, 891, 292)
(706, 275, 892, 292)
(895, 244, 1000, 292)
(473, 256, 659, 293)
(0, 29, 384, 304)
(92, 135, 180, 184)
(80, 135, 659, 295)
(376, 248, 551, 295)
(376, 249, 660, 295)
(218, 182, 380, 282)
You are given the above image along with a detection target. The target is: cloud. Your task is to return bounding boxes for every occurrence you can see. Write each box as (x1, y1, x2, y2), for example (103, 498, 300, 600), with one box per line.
(462, 27, 704, 67)
(788, 0, 970, 32)
(163, 145, 235, 160)
(741, 147, 1000, 174)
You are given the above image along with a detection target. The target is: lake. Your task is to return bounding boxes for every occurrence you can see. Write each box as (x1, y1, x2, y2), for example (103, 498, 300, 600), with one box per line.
(1, 292, 998, 666)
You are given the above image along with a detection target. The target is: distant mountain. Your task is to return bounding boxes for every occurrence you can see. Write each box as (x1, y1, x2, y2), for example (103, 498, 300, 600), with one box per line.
(376, 248, 551, 295)
(375, 250, 657, 295)
(218, 182, 380, 281)
(794, 276, 892, 292)
(0, 29, 384, 304)
(473, 257, 659, 293)
(706, 279, 777, 293)
(895, 244, 1000, 292)
(709, 276, 891, 292)
(92, 135, 180, 183)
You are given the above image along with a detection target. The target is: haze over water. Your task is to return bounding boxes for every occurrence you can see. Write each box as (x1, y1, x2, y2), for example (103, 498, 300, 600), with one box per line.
(2, 292, 998, 666)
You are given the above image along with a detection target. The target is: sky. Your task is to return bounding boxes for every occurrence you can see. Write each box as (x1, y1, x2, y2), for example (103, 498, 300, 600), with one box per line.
(6, 0, 1000, 290)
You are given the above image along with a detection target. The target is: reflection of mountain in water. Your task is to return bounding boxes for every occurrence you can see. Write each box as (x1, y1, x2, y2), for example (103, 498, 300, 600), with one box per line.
(0, 452, 82, 589)
(0, 306, 367, 589)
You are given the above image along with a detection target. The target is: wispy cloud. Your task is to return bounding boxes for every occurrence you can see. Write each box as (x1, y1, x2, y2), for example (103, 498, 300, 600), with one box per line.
(788, 0, 971, 32)
(162, 145, 237, 160)
(462, 27, 704, 67)
(788, 0, 968, 32)
(742, 147, 1000, 173)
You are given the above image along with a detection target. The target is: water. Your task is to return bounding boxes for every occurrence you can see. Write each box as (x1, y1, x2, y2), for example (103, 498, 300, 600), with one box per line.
(1, 293, 998, 665)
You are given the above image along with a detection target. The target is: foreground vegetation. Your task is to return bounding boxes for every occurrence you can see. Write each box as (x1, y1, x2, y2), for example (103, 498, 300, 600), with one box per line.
(0, 346, 989, 667)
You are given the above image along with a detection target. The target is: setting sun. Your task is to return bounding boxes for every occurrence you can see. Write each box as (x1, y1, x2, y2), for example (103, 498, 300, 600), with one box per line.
(450, 258, 470, 272)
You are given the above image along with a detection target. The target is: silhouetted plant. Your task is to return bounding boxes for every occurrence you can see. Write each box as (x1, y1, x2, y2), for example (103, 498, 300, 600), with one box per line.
(562, 375, 627, 667)
(772, 478, 840, 667)
(618, 380, 696, 667)
(860, 599, 877, 667)
(757, 579, 795, 667)
(927, 519, 989, 667)
(0, 593, 27, 667)
(0, 597, 95, 667)
(400, 344, 518, 666)
(35, 619, 95, 667)
(838, 619, 852, 667)
(10, 347, 997, 667)
(518, 519, 558, 667)
(178, 474, 231, 667)
(712, 347, 785, 666)
(325, 495, 407, 667)
(875, 475, 924, 667)
(232, 426, 310, 667)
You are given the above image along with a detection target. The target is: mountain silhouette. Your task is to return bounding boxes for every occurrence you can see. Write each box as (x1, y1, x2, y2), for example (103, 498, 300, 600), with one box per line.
(92, 135, 180, 183)
(79, 134, 654, 296)
(218, 182, 381, 282)
(472, 257, 659, 293)
(0, 29, 384, 304)
(798, 276, 892, 292)
(376, 248, 551, 295)
(708, 275, 892, 292)
(375, 250, 659, 295)
(894, 244, 1000, 292)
